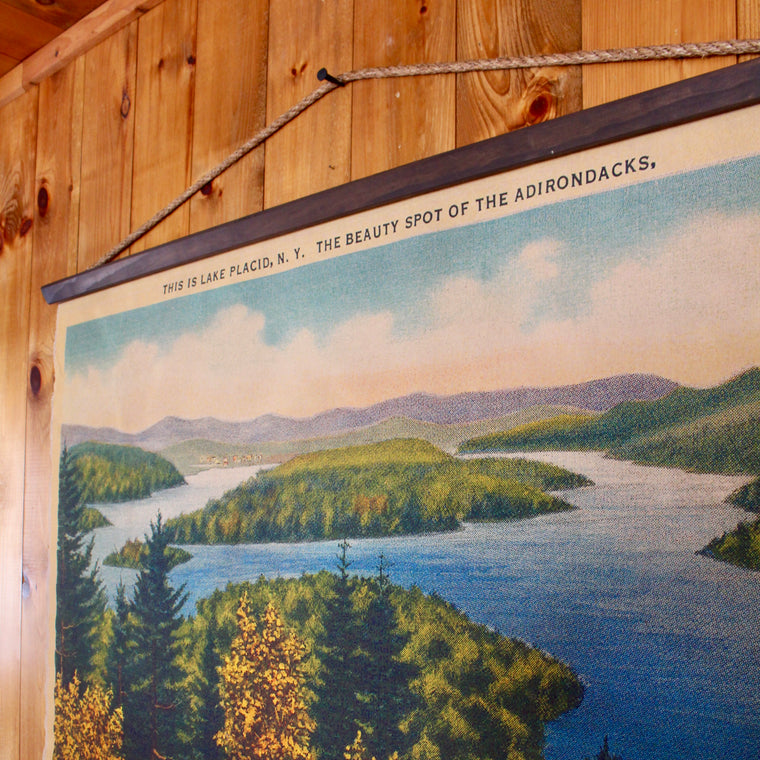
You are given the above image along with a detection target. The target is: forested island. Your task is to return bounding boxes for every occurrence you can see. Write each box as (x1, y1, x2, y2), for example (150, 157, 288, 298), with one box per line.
(165, 438, 591, 545)
(103, 537, 192, 570)
(69, 441, 185, 503)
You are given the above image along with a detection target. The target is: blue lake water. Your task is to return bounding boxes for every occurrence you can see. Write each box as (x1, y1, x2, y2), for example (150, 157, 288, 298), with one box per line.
(90, 452, 760, 760)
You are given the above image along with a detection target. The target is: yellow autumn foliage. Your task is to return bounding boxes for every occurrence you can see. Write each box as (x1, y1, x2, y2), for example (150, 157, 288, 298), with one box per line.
(344, 731, 400, 760)
(53, 673, 123, 760)
(344, 730, 374, 760)
(216, 596, 315, 760)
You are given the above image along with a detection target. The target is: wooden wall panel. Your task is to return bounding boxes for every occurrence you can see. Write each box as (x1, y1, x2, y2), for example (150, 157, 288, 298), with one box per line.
(264, 0, 354, 208)
(456, 0, 582, 146)
(0, 52, 17, 77)
(77, 23, 136, 269)
(739, 0, 760, 60)
(188, 0, 268, 233)
(129, 0, 196, 253)
(351, 0, 457, 179)
(3, 0, 105, 30)
(0, 86, 38, 760)
(19, 58, 85, 760)
(0, 5, 61, 63)
(582, 0, 736, 108)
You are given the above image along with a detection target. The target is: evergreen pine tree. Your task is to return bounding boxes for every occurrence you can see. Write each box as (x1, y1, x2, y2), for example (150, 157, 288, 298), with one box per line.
(359, 554, 417, 759)
(313, 539, 363, 757)
(583, 735, 623, 760)
(104, 580, 130, 710)
(124, 512, 188, 760)
(596, 735, 622, 760)
(193, 615, 225, 760)
(56, 444, 107, 684)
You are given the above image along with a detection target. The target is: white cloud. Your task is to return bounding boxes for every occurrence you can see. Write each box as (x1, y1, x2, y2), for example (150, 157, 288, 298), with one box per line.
(516, 239, 561, 281)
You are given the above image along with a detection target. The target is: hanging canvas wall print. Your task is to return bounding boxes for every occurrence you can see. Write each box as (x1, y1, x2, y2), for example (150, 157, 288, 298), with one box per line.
(47, 60, 760, 760)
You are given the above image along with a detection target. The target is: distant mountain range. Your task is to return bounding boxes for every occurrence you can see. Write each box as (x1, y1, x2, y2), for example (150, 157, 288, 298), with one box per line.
(62, 373, 678, 452)
(461, 368, 760, 475)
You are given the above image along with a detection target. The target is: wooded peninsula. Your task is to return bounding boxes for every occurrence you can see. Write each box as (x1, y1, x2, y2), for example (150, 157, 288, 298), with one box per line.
(70, 441, 185, 502)
(459, 370, 760, 572)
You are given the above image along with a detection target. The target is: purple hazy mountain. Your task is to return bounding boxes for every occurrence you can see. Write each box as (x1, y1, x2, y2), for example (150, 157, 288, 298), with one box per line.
(62, 373, 679, 451)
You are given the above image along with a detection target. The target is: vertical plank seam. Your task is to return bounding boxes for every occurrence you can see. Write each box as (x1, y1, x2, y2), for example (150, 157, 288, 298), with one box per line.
(21, 76, 48, 760)
(74, 54, 88, 274)
(127, 16, 144, 257)
(348, 0, 356, 184)
(187, 0, 202, 233)
(260, 0, 272, 211)
(184, 0, 199, 239)
(453, 0, 458, 152)
(17, 87, 40, 760)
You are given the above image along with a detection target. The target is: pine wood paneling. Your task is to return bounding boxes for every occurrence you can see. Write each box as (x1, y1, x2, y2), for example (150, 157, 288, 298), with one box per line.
(739, 0, 760, 60)
(1, 0, 106, 30)
(77, 22, 136, 269)
(19, 58, 84, 760)
(0, 85, 38, 760)
(264, 0, 354, 208)
(582, 0, 736, 108)
(0, 5, 61, 62)
(351, 0, 457, 180)
(130, 0, 196, 253)
(188, 0, 268, 233)
(0, 52, 17, 77)
(0, 0, 164, 110)
(456, 0, 581, 146)
(0, 64, 23, 104)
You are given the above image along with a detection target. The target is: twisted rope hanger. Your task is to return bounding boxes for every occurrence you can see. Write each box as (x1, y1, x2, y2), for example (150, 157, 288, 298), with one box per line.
(94, 38, 760, 269)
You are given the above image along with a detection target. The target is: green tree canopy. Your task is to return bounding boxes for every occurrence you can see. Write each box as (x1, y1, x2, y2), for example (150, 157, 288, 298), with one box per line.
(124, 512, 189, 760)
(56, 445, 107, 684)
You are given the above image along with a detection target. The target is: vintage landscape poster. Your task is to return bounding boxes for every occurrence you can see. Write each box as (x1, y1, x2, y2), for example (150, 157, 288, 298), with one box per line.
(50, 102, 760, 760)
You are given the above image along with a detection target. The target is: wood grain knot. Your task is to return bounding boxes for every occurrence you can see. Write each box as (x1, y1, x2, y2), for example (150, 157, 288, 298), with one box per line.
(187, 55, 196, 65)
(521, 76, 557, 126)
(291, 62, 308, 78)
(200, 181, 214, 196)
(30, 365, 42, 396)
(420, 4, 428, 13)
(37, 186, 49, 217)
(20, 217, 32, 237)
(529, 94, 550, 121)
(120, 89, 131, 119)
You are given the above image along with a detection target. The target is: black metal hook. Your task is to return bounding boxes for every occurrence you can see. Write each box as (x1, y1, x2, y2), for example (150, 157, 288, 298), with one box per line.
(317, 68, 346, 87)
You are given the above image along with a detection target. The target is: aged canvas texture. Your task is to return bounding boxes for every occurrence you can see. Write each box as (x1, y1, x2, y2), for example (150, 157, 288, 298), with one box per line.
(50, 105, 760, 760)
